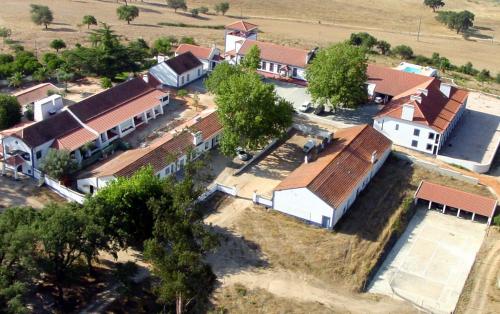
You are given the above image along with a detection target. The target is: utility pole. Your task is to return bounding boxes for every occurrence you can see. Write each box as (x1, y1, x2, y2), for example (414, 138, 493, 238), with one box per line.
(417, 16, 422, 42)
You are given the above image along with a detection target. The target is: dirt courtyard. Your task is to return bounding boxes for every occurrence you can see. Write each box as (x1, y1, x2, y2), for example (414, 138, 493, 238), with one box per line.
(0, 0, 499, 72)
(368, 207, 487, 314)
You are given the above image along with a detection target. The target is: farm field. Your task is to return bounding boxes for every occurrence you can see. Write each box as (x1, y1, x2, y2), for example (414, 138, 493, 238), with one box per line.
(0, 0, 499, 72)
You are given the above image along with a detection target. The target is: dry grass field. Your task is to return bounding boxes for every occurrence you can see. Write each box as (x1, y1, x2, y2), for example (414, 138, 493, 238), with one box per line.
(0, 0, 499, 72)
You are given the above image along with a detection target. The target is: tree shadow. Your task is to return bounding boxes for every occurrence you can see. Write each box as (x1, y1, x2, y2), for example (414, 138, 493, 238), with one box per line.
(177, 12, 210, 21)
(51, 22, 71, 26)
(138, 7, 162, 14)
(133, 23, 163, 28)
(464, 28, 493, 40)
(47, 27, 77, 33)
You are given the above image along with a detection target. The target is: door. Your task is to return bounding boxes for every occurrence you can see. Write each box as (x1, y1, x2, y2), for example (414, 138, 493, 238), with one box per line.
(321, 216, 330, 228)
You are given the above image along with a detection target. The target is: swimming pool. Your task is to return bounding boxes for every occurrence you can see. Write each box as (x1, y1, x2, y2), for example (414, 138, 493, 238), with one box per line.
(403, 67, 422, 74)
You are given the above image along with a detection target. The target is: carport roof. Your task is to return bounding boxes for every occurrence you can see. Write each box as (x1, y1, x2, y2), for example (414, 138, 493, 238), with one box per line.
(415, 181, 497, 218)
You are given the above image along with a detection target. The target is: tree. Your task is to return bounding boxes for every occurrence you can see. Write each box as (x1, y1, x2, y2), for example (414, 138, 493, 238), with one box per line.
(241, 44, 261, 70)
(192, 91, 201, 111)
(100, 77, 112, 88)
(177, 89, 188, 98)
(50, 39, 66, 53)
(144, 166, 217, 314)
(204, 62, 242, 95)
(167, 0, 187, 13)
(376, 40, 391, 55)
(392, 44, 414, 59)
(214, 2, 230, 15)
(349, 32, 377, 50)
(198, 6, 209, 14)
(56, 69, 74, 91)
(82, 15, 98, 29)
(0, 207, 38, 314)
(153, 37, 173, 57)
(0, 94, 21, 130)
(306, 43, 368, 111)
(7, 72, 23, 88)
(424, 0, 445, 12)
(32, 67, 50, 83)
(190, 8, 199, 17)
(179, 36, 196, 45)
(30, 4, 53, 29)
(477, 69, 491, 82)
(35, 202, 104, 306)
(207, 67, 293, 155)
(0, 27, 12, 44)
(117, 5, 139, 24)
(40, 149, 78, 180)
(459, 61, 478, 76)
(436, 10, 475, 34)
(83, 167, 164, 248)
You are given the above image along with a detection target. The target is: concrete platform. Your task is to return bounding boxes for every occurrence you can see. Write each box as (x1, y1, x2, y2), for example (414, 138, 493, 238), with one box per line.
(438, 92, 500, 173)
(368, 207, 486, 314)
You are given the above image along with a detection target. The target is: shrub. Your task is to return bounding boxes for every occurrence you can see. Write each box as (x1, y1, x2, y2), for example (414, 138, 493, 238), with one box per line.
(349, 32, 378, 50)
(414, 55, 431, 65)
(180, 36, 196, 45)
(0, 53, 14, 65)
(477, 69, 491, 82)
(190, 8, 199, 17)
(458, 61, 478, 76)
(0, 94, 22, 130)
(496, 73, 500, 84)
(199, 6, 209, 14)
(177, 89, 188, 97)
(100, 77, 112, 89)
(40, 149, 78, 180)
(493, 215, 500, 226)
(392, 45, 413, 59)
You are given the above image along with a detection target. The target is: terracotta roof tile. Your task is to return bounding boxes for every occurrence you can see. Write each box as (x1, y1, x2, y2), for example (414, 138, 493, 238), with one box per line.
(238, 39, 310, 68)
(367, 64, 433, 97)
(415, 181, 497, 217)
(51, 127, 98, 151)
(225, 20, 258, 32)
(175, 44, 212, 60)
(275, 125, 392, 209)
(13, 83, 58, 106)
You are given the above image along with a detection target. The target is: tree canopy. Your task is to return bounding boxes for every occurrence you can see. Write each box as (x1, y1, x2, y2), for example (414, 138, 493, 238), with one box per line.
(50, 39, 66, 53)
(424, 0, 445, 12)
(152, 37, 173, 56)
(349, 32, 377, 50)
(392, 44, 414, 59)
(214, 2, 230, 15)
(117, 5, 139, 24)
(306, 42, 368, 110)
(240, 44, 261, 70)
(376, 40, 391, 55)
(436, 10, 475, 34)
(167, 0, 187, 13)
(0, 94, 21, 130)
(82, 15, 97, 29)
(30, 4, 53, 29)
(206, 64, 293, 155)
(40, 149, 78, 180)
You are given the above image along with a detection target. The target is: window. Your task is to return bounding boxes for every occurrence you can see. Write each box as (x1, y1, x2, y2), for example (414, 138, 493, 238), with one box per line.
(258, 62, 262, 69)
(181, 76, 185, 85)
(428, 132, 435, 140)
(269, 63, 274, 72)
(277, 64, 281, 73)
(205, 142, 209, 150)
(413, 129, 420, 136)
(100, 133, 107, 142)
(36, 151, 42, 159)
(262, 61, 267, 70)
(411, 140, 418, 148)
(426, 144, 433, 151)
(197, 68, 201, 77)
(292, 67, 298, 77)
(395, 124, 399, 131)
(187, 74, 190, 81)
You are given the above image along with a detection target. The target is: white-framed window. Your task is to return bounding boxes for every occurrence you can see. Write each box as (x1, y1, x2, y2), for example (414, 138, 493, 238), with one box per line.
(411, 140, 418, 148)
(426, 144, 433, 151)
(181, 76, 185, 85)
(197, 68, 201, 77)
(269, 63, 274, 72)
(187, 73, 190, 81)
(413, 128, 420, 136)
(205, 142, 209, 150)
(262, 61, 267, 70)
(395, 124, 399, 131)
(428, 132, 434, 140)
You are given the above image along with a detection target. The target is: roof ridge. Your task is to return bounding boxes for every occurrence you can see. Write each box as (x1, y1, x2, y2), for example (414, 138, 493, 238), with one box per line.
(244, 39, 309, 53)
(306, 124, 368, 189)
(423, 181, 496, 201)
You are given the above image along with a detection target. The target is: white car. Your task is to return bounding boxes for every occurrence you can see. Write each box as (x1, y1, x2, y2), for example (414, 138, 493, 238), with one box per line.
(298, 102, 311, 112)
(374, 96, 383, 104)
(303, 139, 316, 153)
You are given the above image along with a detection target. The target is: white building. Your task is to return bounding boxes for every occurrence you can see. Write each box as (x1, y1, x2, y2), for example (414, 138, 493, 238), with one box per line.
(273, 125, 392, 229)
(175, 44, 222, 72)
(223, 21, 316, 82)
(149, 51, 204, 88)
(76, 110, 222, 194)
(370, 65, 468, 155)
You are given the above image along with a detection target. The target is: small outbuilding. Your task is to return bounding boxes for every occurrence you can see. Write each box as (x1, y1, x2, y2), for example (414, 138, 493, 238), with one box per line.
(149, 51, 204, 88)
(414, 181, 497, 225)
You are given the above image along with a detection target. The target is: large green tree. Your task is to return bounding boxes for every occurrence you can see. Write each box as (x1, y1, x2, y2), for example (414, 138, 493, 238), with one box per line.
(0, 94, 22, 130)
(167, 0, 187, 13)
(144, 165, 217, 314)
(50, 39, 66, 53)
(152, 37, 173, 57)
(40, 149, 78, 180)
(117, 5, 139, 24)
(82, 15, 97, 29)
(437, 10, 475, 34)
(424, 0, 445, 12)
(306, 42, 368, 110)
(214, 2, 230, 15)
(392, 44, 414, 59)
(30, 4, 53, 29)
(349, 32, 377, 50)
(241, 44, 261, 70)
(207, 66, 293, 155)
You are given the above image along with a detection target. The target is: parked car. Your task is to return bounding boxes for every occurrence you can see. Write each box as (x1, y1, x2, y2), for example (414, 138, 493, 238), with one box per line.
(236, 148, 252, 161)
(298, 101, 311, 112)
(374, 96, 383, 104)
(303, 139, 316, 153)
(313, 104, 324, 115)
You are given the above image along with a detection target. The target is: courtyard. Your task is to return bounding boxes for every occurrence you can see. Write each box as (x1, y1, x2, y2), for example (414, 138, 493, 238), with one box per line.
(368, 207, 487, 314)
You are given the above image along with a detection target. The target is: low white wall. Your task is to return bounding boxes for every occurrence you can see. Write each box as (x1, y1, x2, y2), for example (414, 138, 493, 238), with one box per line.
(44, 176, 85, 204)
(436, 154, 493, 174)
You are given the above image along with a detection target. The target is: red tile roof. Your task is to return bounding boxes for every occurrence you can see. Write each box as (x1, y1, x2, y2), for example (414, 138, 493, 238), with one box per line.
(275, 125, 392, 209)
(51, 127, 98, 151)
(367, 64, 433, 97)
(225, 21, 258, 32)
(238, 39, 309, 68)
(77, 111, 222, 179)
(376, 78, 468, 133)
(86, 89, 165, 133)
(415, 181, 497, 218)
(13, 83, 58, 106)
(175, 44, 212, 60)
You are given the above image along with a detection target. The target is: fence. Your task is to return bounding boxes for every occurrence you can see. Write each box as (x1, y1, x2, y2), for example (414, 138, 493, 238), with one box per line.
(253, 192, 273, 207)
(43, 175, 85, 204)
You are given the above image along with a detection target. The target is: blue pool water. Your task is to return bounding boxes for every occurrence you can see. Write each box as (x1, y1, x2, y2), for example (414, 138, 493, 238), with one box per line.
(403, 67, 422, 74)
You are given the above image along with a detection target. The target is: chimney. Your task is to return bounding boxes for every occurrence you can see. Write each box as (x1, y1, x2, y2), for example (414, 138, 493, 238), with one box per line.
(192, 131, 203, 146)
(410, 94, 422, 103)
(440, 82, 452, 98)
(417, 88, 428, 96)
(401, 103, 415, 121)
(304, 155, 309, 164)
(142, 74, 149, 83)
(371, 150, 378, 164)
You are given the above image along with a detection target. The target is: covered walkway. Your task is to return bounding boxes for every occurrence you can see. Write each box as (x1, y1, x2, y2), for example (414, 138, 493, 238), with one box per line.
(414, 180, 497, 225)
